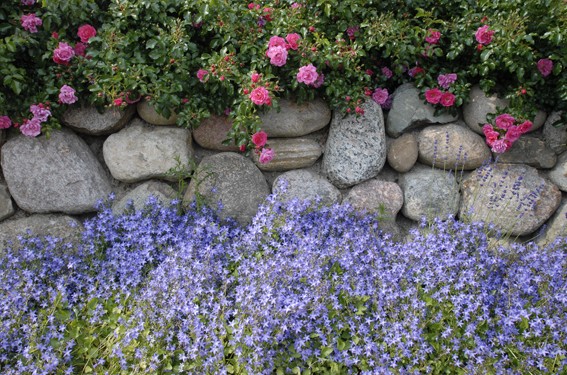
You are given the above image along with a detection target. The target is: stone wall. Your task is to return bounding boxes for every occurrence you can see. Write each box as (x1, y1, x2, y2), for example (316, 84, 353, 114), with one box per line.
(1, 83, 566, 249)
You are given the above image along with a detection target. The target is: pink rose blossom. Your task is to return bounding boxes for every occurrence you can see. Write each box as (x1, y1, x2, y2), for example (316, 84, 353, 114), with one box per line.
(371, 88, 389, 105)
(59, 85, 78, 104)
(0, 116, 12, 129)
(259, 147, 274, 164)
(20, 118, 42, 137)
(425, 29, 441, 44)
(491, 139, 510, 154)
(251, 72, 260, 82)
(20, 13, 42, 33)
(504, 126, 523, 143)
(291, 2, 301, 9)
(21, 0, 36, 5)
(251, 131, 268, 148)
(425, 88, 443, 104)
(517, 120, 533, 133)
(249, 86, 271, 105)
(495, 114, 515, 130)
(296, 64, 318, 85)
(113, 98, 124, 106)
(53, 42, 75, 65)
(285, 33, 301, 50)
(197, 69, 209, 82)
(77, 24, 97, 43)
(437, 73, 457, 89)
(268, 35, 287, 49)
(74, 42, 86, 57)
(475, 25, 494, 45)
(408, 66, 424, 77)
(537, 58, 553, 77)
(482, 124, 499, 146)
(440, 92, 456, 107)
(381, 67, 393, 79)
(30, 104, 50, 122)
(311, 73, 325, 88)
(266, 45, 288, 66)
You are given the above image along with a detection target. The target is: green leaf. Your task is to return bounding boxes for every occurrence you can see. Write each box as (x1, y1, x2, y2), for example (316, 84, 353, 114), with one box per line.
(321, 346, 333, 357)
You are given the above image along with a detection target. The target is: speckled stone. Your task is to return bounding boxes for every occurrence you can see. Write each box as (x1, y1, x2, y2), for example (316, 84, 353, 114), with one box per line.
(137, 100, 178, 126)
(543, 111, 567, 154)
(259, 98, 331, 137)
(495, 136, 557, 169)
(193, 115, 240, 151)
(387, 133, 418, 173)
(343, 179, 403, 219)
(272, 169, 341, 206)
(62, 105, 136, 135)
(548, 151, 567, 192)
(252, 138, 322, 172)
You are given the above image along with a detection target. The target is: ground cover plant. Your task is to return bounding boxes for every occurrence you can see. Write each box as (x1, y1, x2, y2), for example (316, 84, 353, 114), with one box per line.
(1, 190, 566, 374)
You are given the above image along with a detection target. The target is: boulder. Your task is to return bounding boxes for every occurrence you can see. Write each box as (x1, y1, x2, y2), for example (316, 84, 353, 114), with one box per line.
(252, 138, 322, 171)
(137, 100, 178, 126)
(343, 179, 403, 220)
(495, 136, 557, 169)
(272, 169, 341, 206)
(323, 100, 387, 188)
(536, 199, 567, 247)
(183, 152, 270, 226)
(103, 119, 194, 183)
(460, 163, 561, 236)
(0, 182, 14, 221)
(399, 164, 461, 221)
(548, 151, 567, 191)
(543, 111, 567, 154)
(193, 115, 240, 151)
(112, 180, 177, 215)
(1, 130, 112, 214)
(387, 133, 418, 172)
(386, 83, 458, 137)
(62, 104, 136, 135)
(418, 123, 492, 170)
(259, 98, 331, 137)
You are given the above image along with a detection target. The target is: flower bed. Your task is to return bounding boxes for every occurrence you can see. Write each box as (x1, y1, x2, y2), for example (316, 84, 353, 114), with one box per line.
(1, 194, 566, 374)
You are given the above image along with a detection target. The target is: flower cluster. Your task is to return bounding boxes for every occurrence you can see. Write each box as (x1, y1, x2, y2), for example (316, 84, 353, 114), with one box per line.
(251, 130, 274, 164)
(482, 113, 533, 153)
(19, 103, 51, 137)
(20, 13, 42, 33)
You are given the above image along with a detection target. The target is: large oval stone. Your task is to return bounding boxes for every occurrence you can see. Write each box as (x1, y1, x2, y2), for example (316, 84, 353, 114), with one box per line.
(252, 138, 322, 171)
(112, 180, 177, 215)
(62, 104, 136, 135)
(259, 98, 331, 137)
(343, 179, 403, 219)
(495, 136, 557, 169)
(193, 115, 240, 151)
(543, 111, 567, 154)
(536, 199, 567, 247)
(183, 152, 270, 226)
(0, 182, 14, 221)
(323, 100, 387, 188)
(103, 119, 194, 183)
(418, 123, 492, 170)
(272, 169, 341, 206)
(137, 100, 178, 126)
(387, 133, 418, 173)
(460, 163, 561, 236)
(1, 130, 112, 214)
(548, 151, 567, 192)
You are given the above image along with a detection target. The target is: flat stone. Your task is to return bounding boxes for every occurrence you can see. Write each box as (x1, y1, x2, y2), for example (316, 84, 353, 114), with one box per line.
(0, 182, 14, 221)
(183, 152, 270, 226)
(387, 133, 418, 172)
(323, 100, 387, 188)
(193, 115, 240, 151)
(543, 111, 567, 154)
(495, 136, 557, 169)
(463, 85, 546, 134)
(399, 164, 461, 221)
(548, 151, 567, 191)
(460, 163, 561, 236)
(272, 169, 341, 206)
(137, 100, 178, 126)
(259, 98, 331, 137)
(1, 130, 112, 214)
(252, 138, 322, 171)
(343, 179, 403, 220)
(418, 123, 492, 170)
(103, 119, 194, 183)
(386, 83, 458, 137)
(62, 104, 136, 135)
(536, 199, 567, 247)
(112, 180, 177, 215)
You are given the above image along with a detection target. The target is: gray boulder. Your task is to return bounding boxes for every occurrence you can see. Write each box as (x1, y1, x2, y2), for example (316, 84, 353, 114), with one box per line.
(193, 115, 240, 151)
(387, 133, 418, 173)
(495, 136, 557, 169)
(1, 130, 112, 214)
(137, 100, 178, 126)
(0, 182, 14, 221)
(272, 169, 341, 206)
(536, 199, 567, 247)
(112, 180, 177, 215)
(323, 100, 387, 188)
(252, 138, 322, 171)
(548, 151, 567, 191)
(460, 163, 561, 236)
(386, 83, 458, 137)
(543, 111, 567, 154)
(103, 119, 194, 183)
(259, 98, 331, 137)
(183, 152, 270, 226)
(343, 179, 403, 219)
(62, 104, 136, 135)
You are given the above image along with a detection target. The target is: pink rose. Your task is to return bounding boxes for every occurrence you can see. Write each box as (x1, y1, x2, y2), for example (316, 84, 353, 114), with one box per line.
(482, 124, 499, 141)
(251, 72, 260, 82)
(21, 0, 36, 5)
(491, 139, 510, 154)
(495, 114, 515, 130)
(291, 3, 301, 9)
(53, 42, 75, 65)
(504, 126, 523, 143)
(77, 24, 97, 43)
(517, 120, 533, 133)
(371, 88, 389, 105)
(0, 116, 12, 129)
(59, 85, 78, 104)
(30, 104, 50, 122)
(285, 33, 301, 50)
(74, 42, 87, 57)
(20, 118, 42, 137)
(296, 64, 318, 85)
(266, 45, 288, 66)
(113, 98, 124, 106)
(381, 66, 393, 79)
(475, 25, 494, 45)
(440, 92, 456, 107)
(425, 29, 441, 44)
(259, 147, 274, 164)
(537, 58, 553, 77)
(408, 66, 424, 77)
(197, 69, 208, 82)
(268, 35, 286, 49)
(311, 73, 325, 88)
(20, 13, 42, 33)
(249, 86, 271, 105)
(437, 73, 457, 89)
(425, 88, 443, 104)
(251, 131, 268, 148)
